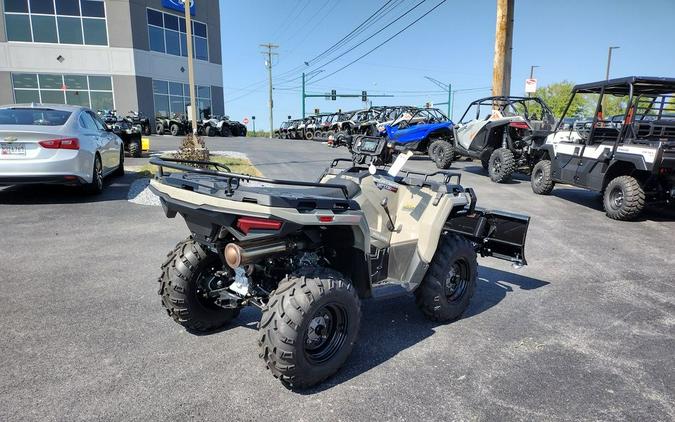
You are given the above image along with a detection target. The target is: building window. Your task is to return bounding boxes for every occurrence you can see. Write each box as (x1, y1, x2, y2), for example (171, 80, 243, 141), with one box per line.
(11, 72, 114, 110)
(3, 0, 108, 45)
(146, 8, 209, 61)
(152, 79, 211, 119)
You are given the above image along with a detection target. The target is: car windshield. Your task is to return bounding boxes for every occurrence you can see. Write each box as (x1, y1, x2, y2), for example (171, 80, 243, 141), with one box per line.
(0, 108, 72, 126)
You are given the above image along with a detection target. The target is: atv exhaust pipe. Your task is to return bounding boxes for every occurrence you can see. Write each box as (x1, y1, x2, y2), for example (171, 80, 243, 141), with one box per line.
(224, 240, 289, 269)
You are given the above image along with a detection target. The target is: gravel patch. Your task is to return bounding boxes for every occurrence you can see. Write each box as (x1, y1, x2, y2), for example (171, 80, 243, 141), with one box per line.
(127, 178, 160, 206)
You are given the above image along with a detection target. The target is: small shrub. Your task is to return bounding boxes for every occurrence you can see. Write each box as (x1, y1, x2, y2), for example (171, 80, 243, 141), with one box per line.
(173, 134, 209, 164)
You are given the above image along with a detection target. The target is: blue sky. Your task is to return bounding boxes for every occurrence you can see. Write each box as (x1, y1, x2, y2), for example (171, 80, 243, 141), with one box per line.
(218, 0, 675, 128)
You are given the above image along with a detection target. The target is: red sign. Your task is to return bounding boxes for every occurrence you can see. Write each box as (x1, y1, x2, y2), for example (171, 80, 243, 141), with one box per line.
(242, 117, 249, 125)
(61, 83, 68, 92)
(525, 78, 537, 93)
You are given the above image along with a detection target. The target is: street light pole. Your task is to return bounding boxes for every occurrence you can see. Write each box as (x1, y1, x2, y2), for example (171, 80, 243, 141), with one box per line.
(605, 46, 620, 80)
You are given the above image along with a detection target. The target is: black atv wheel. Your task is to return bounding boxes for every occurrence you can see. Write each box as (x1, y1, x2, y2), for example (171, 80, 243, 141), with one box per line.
(128, 140, 141, 158)
(429, 139, 454, 169)
(415, 234, 477, 322)
(221, 126, 232, 137)
(488, 148, 516, 183)
(113, 147, 124, 177)
(603, 175, 645, 221)
(531, 160, 555, 195)
(143, 124, 151, 136)
(158, 238, 240, 332)
(156, 123, 165, 135)
(258, 267, 361, 389)
(206, 126, 216, 137)
(170, 123, 180, 136)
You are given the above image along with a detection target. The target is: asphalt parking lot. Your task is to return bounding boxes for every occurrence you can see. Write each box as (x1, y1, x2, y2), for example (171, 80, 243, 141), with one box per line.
(1, 136, 674, 421)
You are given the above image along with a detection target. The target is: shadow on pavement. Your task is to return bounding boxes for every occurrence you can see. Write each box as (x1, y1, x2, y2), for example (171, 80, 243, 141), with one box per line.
(460, 165, 529, 184)
(297, 265, 549, 394)
(0, 173, 135, 204)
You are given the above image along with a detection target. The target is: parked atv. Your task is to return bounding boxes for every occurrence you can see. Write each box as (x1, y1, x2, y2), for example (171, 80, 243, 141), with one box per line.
(453, 96, 555, 182)
(196, 118, 219, 137)
(156, 114, 190, 136)
(99, 110, 142, 157)
(385, 108, 455, 169)
(149, 136, 530, 389)
(126, 111, 152, 136)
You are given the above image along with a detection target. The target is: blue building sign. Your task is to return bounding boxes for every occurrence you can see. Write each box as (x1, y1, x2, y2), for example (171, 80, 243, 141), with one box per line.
(162, 0, 195, 15)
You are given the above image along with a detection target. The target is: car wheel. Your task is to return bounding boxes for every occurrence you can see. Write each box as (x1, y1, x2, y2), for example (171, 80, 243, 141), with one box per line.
(488, 148, 515, 183)
(603, 175, 645, 220)
(83, 154, 104, 194)
(113, 148, 125, 177)
(170, 124, 180, 136)
(530, 160, 555, 195)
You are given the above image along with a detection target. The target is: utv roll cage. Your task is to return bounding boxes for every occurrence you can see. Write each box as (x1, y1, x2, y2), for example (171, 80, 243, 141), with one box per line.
(554, 76, 675, 149)
(459, 96, 554, 125)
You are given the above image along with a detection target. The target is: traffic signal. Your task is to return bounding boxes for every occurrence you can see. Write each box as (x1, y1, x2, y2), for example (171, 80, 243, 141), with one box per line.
(331, 89, 336, 100)
(361, 91, 367, 102)
(314, 108, 320, 115)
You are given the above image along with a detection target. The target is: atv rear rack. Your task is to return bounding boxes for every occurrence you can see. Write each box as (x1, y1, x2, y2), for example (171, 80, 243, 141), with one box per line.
(150, 157, 352, 199)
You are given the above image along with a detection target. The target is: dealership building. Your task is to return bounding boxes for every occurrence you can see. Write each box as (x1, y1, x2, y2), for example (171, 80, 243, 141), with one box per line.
(0, 0, 224, 127)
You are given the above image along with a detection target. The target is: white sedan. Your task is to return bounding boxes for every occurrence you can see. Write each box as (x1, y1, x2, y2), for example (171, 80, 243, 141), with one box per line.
(0, 104, 124, 194)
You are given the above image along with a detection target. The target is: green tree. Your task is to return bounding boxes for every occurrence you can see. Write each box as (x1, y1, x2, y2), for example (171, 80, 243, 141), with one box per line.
(536, 81, 589, 118)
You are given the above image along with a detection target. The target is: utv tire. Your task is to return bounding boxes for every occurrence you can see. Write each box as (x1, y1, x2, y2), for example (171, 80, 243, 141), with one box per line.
(429, 139, 454, 169)
(531, 160, 555, 195)
(603, 176, 645, 221)
(113, 148, 125, 177)
(156, 123, 165, 135)
(170, 123, 180, 136)
(128, 140, 141, 158)
(158, 238, 240, 332)
(206, 126, 216, 137)
(143, 125, 151, 136)
(415, 234, 477, 322)
(258, 267, 361, 389)
(305, 131, 314, 141)
(488, 148, 515, 183)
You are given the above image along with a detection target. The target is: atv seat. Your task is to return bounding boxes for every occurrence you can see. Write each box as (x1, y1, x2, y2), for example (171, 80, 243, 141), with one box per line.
(322, 178, 361, 198)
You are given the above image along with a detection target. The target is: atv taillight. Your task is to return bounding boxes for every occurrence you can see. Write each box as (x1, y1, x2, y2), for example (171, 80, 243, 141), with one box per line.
(508, 122, 529, 129)
(236, 216, 282, 234)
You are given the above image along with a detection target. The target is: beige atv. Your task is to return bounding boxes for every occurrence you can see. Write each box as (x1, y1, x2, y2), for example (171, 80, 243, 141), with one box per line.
(149, 136, 530, 389)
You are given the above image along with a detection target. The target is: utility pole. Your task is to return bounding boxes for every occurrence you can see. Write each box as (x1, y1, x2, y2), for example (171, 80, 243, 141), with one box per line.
(183, 0, 197, 134)
(302, 72, 305, 118)
(260, 43, 278, 139)
(491, 0, 514, 97)
(605, 46, 619, 80)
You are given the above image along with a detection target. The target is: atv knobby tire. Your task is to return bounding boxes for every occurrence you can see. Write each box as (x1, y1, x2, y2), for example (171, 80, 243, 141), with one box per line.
(603, 175, 645, 220)
(170, 123, 180, 136)
(221, 126, 232, 137)
(156, 123, 165, 135)
(128, 140, 141, 158)
(305, 131, 314, 141)
(531, 160, 555, 195)
(258, 267, 361, 389)
(429, 139, 454, 169)
(207, 126, 216, 137)
(415, 235, 477, 322)
(488, 148, 515, 183)
(158, 238, 239, 332)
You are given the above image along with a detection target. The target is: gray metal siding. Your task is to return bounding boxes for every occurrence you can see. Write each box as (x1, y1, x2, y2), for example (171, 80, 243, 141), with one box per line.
(135, 75, 155, 120)
(106, 0, 134, 48)
(0, 0, 6, 43)
(112, 74, 139, 113)
(0, 72, 13, 105)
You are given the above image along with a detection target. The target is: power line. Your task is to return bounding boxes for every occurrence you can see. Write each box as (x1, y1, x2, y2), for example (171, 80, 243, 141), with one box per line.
(310, 0, 448, 84)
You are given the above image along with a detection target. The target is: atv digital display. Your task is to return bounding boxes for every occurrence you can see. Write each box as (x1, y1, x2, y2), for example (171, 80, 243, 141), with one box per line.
(359, 138, 381, 153)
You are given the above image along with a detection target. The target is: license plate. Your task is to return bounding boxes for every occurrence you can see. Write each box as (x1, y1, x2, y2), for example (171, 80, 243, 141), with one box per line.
(0, 143, 25, 156)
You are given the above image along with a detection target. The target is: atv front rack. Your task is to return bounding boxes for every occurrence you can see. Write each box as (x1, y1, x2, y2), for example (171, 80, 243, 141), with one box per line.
(150, 157, 352, 199)
(329, 158, 462, 186)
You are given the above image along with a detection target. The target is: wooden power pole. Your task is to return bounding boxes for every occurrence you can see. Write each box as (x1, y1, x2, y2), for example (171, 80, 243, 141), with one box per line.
(260, 43, 278, 139)
(491, 0, 514, 97)
(183, 0, 198, 134)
